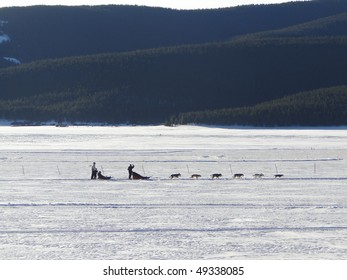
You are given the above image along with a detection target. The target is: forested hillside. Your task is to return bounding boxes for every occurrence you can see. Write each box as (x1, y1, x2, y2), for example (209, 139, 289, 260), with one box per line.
(239, 11, 347, 39)
(1, 36, 347, 123)
(1, 1, 347, 125)
(168, 86, 347, 126)
(1, 1, 347, 65)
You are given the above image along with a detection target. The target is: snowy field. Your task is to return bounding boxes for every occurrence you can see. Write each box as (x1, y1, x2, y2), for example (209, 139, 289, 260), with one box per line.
(0, 125, 346, 260)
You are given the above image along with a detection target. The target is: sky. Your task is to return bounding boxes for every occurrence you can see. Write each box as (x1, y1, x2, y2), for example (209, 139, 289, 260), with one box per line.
(0, 1, 307, 10)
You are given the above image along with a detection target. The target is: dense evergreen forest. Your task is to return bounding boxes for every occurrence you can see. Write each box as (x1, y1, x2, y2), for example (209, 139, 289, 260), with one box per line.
(1, 1, 347, 126)
(167, 86, 347, 126)
(1, 1, 347, 64)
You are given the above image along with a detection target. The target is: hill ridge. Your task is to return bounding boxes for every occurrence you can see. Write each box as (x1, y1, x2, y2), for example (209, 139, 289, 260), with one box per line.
(1, 2, 347, 125)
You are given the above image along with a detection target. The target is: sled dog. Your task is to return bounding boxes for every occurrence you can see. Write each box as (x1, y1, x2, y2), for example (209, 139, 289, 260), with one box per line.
(170, 173, 181, 179)
(233, 173, 244, 179)
(211, 173, 222, 179)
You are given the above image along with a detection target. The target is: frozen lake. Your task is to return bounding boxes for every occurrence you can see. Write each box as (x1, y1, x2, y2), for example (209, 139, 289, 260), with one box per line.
(0, 125, 346, 259)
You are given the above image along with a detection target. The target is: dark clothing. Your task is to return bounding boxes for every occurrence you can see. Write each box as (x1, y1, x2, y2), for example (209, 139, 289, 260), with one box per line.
(98, 171, 111, 180)
(128, 164, 134, 179)
(91, 170, 97, 179)
(91, 163, 98, 179)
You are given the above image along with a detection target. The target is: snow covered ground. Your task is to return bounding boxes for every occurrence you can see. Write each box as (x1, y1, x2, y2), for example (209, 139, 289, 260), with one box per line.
(2, 56, 20, 64)
(0, 125, 346, 259)
(0, 33, 10, 44)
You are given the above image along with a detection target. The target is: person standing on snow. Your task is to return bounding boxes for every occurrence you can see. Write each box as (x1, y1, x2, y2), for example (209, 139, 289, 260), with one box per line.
(128, 164, 134, 179)
(91, 162, 98, 179)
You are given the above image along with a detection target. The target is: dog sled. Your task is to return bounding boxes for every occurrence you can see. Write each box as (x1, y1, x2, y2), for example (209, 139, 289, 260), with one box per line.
(132, 171, 150, 180)
(98, 171, 112, 180)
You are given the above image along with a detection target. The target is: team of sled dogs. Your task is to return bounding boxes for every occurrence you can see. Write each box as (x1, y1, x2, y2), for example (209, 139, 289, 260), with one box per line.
(97, 164, 283, 180)
(170, 172, 284, 179)
(98, 171, 283, 180)
(95, 162, 285, 181)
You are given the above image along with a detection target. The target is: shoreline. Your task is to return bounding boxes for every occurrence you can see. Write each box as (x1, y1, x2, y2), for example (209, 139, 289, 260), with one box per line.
(1, 119, 347, 130)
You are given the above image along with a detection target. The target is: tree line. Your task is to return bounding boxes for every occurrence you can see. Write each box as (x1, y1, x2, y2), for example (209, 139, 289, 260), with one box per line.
(167, 86, 347, 126)
(1, 36, 347, 124)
